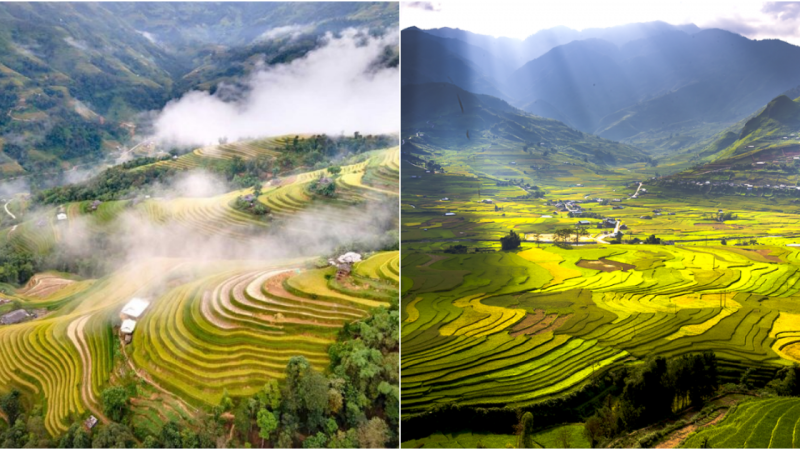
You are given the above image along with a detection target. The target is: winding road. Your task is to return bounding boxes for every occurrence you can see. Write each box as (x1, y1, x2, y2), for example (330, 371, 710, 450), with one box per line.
(3, 200, 16, 220)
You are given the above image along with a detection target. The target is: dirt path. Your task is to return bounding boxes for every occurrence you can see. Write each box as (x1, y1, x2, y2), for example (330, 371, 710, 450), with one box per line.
(4, 200, 16, 220)
(120, 341, 197, 417)
(66, 315, 109, 424)
(656, 408, 729, 448)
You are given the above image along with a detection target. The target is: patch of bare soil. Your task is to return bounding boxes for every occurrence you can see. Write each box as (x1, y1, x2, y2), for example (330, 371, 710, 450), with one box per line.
(577, 257, 635, 272)
(743, 248, 782, 263)
(510, 312, 573, 337)
(656, 408, 729, 449)
(18, 273, 75, 298)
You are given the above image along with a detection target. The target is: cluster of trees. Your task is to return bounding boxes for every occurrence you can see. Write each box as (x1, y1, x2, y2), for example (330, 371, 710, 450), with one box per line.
(42, 117, 104, 160)
(34, 133, 395, 206)
(0, 243, 39, 285)
(227, 302, 399, 448)
(443, 244, 468, 254)
(308, 166, 341, 198)
(584, 353, 718, 447)
(643, 234, 662, 245)
(232, 183, 271, 218)
(35, 164, 177, 205)
(275, 134, 394, 173)
(0, 232, 123, 286)
(500, 230, 521, 250)
(552, 227, 589, 245)
(766, 364, 800, 396)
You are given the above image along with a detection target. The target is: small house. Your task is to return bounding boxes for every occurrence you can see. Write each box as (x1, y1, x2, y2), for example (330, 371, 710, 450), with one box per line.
(56, 213, 68, 221)
(1, 310, 29, 325)
(541, 215, 552, 218)
(84, 416, 98, 430)
(445, 212, 456, 216)
(121, 298, 150, 319)
(577, 220, 591, 226)
(120, 319, 136, 344)
(120, 319, 137, 335)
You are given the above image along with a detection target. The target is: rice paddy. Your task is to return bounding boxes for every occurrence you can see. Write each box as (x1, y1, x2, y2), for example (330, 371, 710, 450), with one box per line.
(681, 397, 800, 448)
(0, 138, 399, 437)
(401, 138, 800, 446)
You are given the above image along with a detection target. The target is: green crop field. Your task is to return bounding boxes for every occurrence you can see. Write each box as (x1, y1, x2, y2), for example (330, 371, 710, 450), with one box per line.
(0, 141, 399, 439)
(401, 122, 800, 447)
(681, 397, 800, 448)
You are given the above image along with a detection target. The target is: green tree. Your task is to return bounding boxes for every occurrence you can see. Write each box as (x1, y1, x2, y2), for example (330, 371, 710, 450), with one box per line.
(0, 389, 22, 425)
(101, 387, 129, 423)
(302, 432, 328, 448)
(180, 428, 199, 448)
(256, 380, 282, 411)
(517, 412, 534, 448)
(256, 410, 278, 445)
(160, 421, 183, 448)
(500, 230, 521, 250)
(91, 423, 135, 448)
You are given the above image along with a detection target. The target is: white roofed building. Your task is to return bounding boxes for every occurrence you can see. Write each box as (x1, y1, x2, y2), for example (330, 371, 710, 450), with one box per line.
(121, 298, 150, 319)
(120, 319, 137, 335)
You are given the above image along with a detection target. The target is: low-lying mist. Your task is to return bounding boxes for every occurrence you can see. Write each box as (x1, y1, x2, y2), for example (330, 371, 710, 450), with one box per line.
(150, 28, 399, 147)
(46, 170, 397, 278)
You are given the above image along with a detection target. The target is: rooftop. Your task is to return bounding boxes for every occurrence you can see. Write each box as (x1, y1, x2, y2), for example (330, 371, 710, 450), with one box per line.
(121, 298, 150, 318)
(120, 319, 137, 334)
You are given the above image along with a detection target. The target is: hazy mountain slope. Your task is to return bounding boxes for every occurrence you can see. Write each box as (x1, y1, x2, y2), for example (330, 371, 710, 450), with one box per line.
(400, 27, 509, 99)
(660, 95, 800, 184)
(423, 21, 701, 70)
(402, 82, 650, 165)
(507, 28, 800, 152)
(104, 2, 398, 50)
(0, 2, 397, 179)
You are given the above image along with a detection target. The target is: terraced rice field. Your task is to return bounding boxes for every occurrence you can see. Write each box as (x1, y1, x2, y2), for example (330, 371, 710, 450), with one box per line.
(0, 138, 399, 437)
(681, 397, 800, 448)
(0, 251, 397, 435)
(145, 136, 287, 171)
(401, 243, 800, 418)
(1, 145, 399, 250)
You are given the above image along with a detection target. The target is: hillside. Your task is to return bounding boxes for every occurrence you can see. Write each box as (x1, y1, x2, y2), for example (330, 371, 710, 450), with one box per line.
(403, 26, 800, 158)
(508, 29, 800, 151)
(657, 95, 800, 188)
(0, 2, 398, 180)
(402, 82, 651, 169)
(422, 21, 701, 75)
(0, 137, 400, 447)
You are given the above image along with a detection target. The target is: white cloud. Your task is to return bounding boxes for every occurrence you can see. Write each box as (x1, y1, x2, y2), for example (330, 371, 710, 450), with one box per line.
(258, 24, 309, 41)
(401, 0, 800, 46)
(151, 29, 399, 147)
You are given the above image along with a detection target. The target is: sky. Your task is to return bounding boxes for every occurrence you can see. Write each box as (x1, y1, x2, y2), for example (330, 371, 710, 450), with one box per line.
(401, 1, 800, 46)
